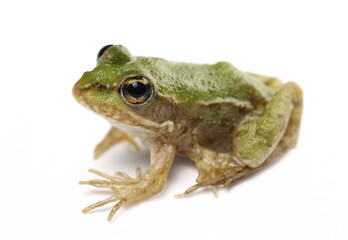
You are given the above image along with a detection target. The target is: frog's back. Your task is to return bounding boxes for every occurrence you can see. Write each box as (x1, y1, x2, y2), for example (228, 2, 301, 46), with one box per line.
(136, 57, 274, 107)
(134, 57, 277, 153)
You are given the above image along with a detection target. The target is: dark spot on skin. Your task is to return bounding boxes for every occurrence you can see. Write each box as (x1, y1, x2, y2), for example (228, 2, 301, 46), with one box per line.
(90, 82, 107, 90)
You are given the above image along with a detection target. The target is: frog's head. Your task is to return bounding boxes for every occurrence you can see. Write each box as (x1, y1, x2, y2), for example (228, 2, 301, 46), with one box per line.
(73, 45, 176, 138)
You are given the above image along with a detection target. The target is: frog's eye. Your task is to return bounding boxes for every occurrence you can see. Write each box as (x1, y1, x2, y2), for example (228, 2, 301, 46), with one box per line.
(120, 76, 154, 105)
(97, 44, 113, 61)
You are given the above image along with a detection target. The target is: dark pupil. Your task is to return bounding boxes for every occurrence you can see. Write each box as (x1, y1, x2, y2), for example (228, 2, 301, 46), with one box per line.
(127, 82, 147, 98)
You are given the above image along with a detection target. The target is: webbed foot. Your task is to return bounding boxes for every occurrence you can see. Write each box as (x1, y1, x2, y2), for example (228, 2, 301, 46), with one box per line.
(80, 167, 143, 221)
(80, 143, 175, 221)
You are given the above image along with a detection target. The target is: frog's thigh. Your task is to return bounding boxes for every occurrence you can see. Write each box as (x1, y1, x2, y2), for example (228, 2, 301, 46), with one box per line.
(94, 127, 139, 159)
(233, 82, 303, 168)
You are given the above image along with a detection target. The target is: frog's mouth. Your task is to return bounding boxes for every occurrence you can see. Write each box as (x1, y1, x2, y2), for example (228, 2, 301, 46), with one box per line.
(73, 81, 174, 138)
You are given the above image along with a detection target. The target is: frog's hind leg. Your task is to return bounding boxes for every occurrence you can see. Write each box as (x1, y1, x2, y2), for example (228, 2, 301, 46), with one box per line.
(94, 127, 140, 159)
(190, 120, 302, 192)
(224, 93, 303, 186)
(181, 82, 303, 196)
(221, 81, 303, 185)
(177, 145, 245, 197)
(232, 81, 303, 168)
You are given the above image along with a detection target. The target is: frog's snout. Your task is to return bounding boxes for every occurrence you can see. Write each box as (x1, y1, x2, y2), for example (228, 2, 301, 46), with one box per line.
(72, 79, 83, 101)
(72, 72, 92, 100)
(72, 76, 98, 113)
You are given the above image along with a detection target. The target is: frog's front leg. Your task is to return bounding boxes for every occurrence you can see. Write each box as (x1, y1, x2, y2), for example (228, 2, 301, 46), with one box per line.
(233, 82, 303, 168)
(94, 127, 140, 159)
(80, 142, 175, 221)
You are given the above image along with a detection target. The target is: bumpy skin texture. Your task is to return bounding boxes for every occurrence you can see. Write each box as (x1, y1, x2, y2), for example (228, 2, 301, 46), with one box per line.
(73, 45, 303, 221)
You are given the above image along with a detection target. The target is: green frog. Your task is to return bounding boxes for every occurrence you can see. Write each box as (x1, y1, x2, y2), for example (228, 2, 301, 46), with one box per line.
(72, 45, 303, 221)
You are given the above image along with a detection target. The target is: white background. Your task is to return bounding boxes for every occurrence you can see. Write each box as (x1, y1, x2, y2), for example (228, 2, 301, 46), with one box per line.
(1, 0, 347, 239)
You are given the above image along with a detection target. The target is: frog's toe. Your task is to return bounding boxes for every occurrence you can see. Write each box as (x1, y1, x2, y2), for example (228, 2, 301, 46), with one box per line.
(86, 167, 142, 182)
(82, 195, 120, 214)
(180, 183, 204, 197)
(176, 181, 219, 198)
(80, 168, 142, 192)
(82, 196, 126, 221)
(114, 166, 142, 181)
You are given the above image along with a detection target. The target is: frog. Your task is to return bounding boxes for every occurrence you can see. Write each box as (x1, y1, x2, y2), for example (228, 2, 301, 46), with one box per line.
(72, 45, 303, 221)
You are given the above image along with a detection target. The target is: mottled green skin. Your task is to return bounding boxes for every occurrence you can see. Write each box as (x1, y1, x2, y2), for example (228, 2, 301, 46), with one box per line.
(78, 46, 273, 107)
(73, 45, 303, 221)
(76, 45, 278, 153)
